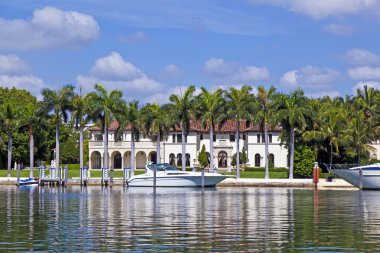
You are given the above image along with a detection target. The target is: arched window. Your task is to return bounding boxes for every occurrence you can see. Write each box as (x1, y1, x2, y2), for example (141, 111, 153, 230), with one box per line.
(177, 154, 182, 167)
(169, 153, 176, 166)
(91, 151, 101, 169)
(186, 153, 191, 167)
(269, 154, 275, 168)
(218, 151, 228, 168)
(255, 154, 261, 167)
(149, 152, 157, 164)
(113, 152, 122, 169)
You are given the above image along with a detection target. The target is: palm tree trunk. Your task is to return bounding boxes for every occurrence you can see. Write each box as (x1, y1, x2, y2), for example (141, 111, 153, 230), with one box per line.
(79, 125, 84, 169)
(7, 130, 12, 177)
(156, 133, 161, 164)
(210, 125, 214, 170)
(182, 124, 186, 171)
(236, 121, 240, 179)
(104, 123, 108, 169)
(264, 122, 269, 179)
(289, 127, 295, 179)
(329, 144, 333, 168)
(131, 134, 135, 177)
(56, 121, 60, 170)
(29, 127, 34, 178)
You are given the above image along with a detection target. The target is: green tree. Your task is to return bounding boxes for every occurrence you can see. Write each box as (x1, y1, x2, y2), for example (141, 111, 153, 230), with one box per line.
(42, 85, 75, 170)
(168, 86, 196, 171)
(71, 88, 92, 170)
(255, 86, 276, 179)
(195, 87, 226, 171)
(86, 83, 124, 169)
(225, 85, 255, 179)
(198, 144, 209, 168)
(294, 145, 314, 177)
(277, 89, 310, 179)
(117, 100, 142, 177)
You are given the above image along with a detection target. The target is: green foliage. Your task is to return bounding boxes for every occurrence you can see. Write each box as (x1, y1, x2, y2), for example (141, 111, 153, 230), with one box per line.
(294, 145, 315, 177)
(231, 148, 249, 167)
(198, 144, 209, 167)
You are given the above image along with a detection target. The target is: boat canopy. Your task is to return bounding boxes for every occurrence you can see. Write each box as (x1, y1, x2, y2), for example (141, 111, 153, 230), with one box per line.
(147, 163, 178, 172)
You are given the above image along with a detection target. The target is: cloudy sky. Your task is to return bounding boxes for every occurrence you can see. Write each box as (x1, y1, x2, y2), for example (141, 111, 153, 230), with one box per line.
(1, 0, 380, 102)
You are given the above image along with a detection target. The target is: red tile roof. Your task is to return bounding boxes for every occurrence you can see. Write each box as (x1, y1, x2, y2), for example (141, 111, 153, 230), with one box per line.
(89, 120, 282, 132)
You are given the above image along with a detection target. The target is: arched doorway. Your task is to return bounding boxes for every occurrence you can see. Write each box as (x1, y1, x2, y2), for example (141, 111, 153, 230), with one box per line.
(149, 151, 157, 164)
(136, 151, 147, 169)
(186, 153, 190, 167)
(255, 154, 261, 167)
(177, 154, 182, 167)
(169, 153, 176, 166)
(269, 153, 275, 168)
(112, 151, 122, 169)
(91, 151, 101, 169)
(218, 151, 227, 168)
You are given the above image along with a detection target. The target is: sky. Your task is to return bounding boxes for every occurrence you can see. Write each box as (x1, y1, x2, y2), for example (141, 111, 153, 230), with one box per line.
(1, 0, 380, 103)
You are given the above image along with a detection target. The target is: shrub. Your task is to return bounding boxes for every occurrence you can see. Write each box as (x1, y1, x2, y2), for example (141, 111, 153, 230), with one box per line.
(294, 145, 315, 177)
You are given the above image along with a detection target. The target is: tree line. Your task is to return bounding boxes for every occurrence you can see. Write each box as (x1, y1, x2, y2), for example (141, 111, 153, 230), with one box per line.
(0, 83, 379, 179)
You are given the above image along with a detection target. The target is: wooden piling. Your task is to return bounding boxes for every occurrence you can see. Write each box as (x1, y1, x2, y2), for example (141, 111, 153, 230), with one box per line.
(359, 168, 363, 190)
(16, 164, 20, 187)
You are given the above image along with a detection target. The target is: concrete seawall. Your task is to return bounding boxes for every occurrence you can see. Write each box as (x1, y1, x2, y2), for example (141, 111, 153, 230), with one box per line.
(0, 177, 355, 189)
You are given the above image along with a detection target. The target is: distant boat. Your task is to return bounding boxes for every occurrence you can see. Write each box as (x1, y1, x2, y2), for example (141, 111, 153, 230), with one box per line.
(18, 177, 39, 186)
(326, 164, 380, 190)
(127, 163, 227, 187)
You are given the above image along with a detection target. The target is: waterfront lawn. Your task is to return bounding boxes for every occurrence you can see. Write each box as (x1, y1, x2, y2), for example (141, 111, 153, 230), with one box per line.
(223, 171, 289, 179)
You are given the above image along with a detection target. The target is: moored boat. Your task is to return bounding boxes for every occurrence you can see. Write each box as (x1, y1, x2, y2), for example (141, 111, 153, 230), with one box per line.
(18, 177, 39, 186)
(127, 163, 227, 187)
(326, 163, 380, 190)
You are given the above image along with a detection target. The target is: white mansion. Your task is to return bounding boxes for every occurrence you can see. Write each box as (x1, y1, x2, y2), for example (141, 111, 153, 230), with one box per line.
(88, 121, 289, 170)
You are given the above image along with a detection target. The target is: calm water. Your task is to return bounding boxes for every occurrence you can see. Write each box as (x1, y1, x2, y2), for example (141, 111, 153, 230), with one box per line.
(0, 186, 380, 252)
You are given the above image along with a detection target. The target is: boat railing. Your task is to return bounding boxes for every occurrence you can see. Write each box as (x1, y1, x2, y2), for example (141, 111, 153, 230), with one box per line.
(323, 163, 359, 170)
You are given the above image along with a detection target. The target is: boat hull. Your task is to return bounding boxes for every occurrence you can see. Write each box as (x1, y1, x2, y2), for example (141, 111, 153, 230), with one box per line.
(127, 174, 227, 187)
(329, 169, 380, 190)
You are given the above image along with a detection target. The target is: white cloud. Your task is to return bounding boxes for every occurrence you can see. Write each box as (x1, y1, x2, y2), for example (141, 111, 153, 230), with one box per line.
(344, 49, 380, 66)
(348, 66, 380, 80)
(247, 0, 380, 19)
(280, 65, 340, 88)
(305, 90, 341, 98)
(0, 6, 99, 50)
(204, 58, 269, 84)
(77, 52, 162, 99)
(352, 81, 380, 93)
(323, 24, 356, 36)
(147, 85, 201, 104)
(0, 55, 28, 75)
(0, 54, 45, 96)
(161, 64, 183, 79)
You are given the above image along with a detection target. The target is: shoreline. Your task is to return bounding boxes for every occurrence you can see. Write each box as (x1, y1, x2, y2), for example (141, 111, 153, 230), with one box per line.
(0, 177, 355, 189)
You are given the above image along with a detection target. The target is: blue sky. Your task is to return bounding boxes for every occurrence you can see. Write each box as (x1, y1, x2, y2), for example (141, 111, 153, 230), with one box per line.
(1, 0, 380, 102)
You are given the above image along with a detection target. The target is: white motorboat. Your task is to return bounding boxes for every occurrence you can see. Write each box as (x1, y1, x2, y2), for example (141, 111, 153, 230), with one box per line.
(327, 163, 380, 190)
(127, 163, 227, 187)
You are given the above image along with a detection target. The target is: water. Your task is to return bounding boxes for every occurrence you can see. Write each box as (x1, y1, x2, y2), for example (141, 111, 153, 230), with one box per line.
(0, 186, 380, 252)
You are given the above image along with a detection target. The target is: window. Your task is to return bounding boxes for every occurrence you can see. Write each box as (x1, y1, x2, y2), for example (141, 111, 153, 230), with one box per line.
(230, 134, 235, 142)
(177, 134, 182, 143)
(262, 134, 265, 143)
(95, 134, 103, 141)
(255, 154, 261, 167)
(200, 134, 203, 140)
(172, 134, 175, 143)
(213, 134, 216, 142)
(243, 134, 246, 141)
(177, 154, 182, 166)
(206, 152, 211, 164)
(269, 134, 272, 143)
(269, 154, 274, 167)
(186, 153, 191, 167)
(169, 154, 176, 166)
(257, 134, 260, 143)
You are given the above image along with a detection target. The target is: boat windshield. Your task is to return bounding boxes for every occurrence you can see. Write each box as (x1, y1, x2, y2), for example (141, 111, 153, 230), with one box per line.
(147, 163, 178, 172)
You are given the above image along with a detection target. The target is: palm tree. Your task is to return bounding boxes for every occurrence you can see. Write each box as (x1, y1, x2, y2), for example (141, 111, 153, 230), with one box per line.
(117, 100, 142, 177)
(168, 86, 196, 171)
(140, 103, 171, 165)
(255, 86, 276, 179)
(195, 87, 226, 171)
(42, 85, 75, 171)
(19, 101, 48, 178)
(1, 104, 20, 177)
(71, 88, 92, 171)
(277, 89, 310, 179)
(225, 85, 255, 179)
(86, 83, 124, 169)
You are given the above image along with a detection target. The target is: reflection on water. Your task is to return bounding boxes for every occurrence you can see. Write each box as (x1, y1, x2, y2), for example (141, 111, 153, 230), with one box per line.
(0, 186, 380, 252)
